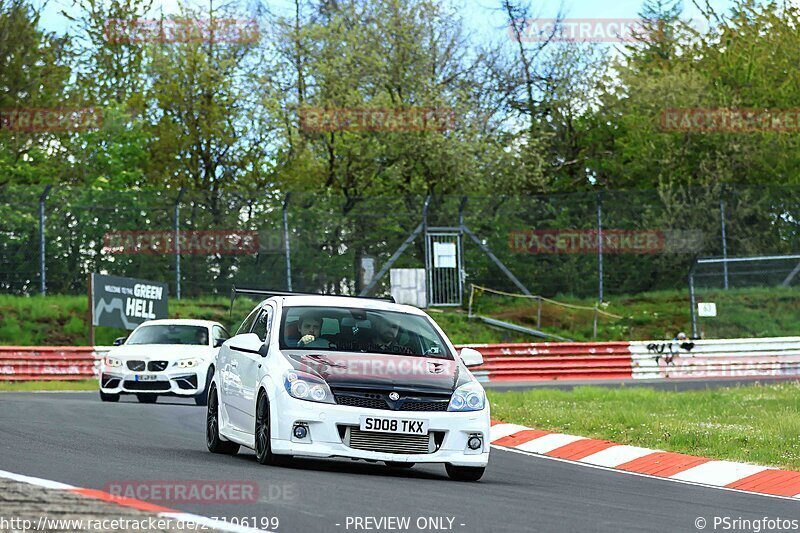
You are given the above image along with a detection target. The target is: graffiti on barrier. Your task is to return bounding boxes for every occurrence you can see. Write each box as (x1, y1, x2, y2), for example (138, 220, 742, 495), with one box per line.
(646, 341, 695, 365)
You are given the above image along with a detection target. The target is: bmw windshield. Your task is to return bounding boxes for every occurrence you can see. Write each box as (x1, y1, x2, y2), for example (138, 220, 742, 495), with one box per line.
(126, 325, 209, 346)
(279, 306, 453, 359)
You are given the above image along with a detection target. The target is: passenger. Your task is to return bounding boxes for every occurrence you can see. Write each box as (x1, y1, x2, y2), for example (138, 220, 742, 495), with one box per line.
(194, 328, 209, 346)
(371, 314, 412, 354)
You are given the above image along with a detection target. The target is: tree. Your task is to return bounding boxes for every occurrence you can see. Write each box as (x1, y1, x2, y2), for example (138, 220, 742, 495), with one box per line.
(0, 0, 72, 186)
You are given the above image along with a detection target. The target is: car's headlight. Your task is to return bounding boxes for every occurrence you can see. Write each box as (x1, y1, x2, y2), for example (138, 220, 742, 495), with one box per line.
(104, 356, 122, 368)
(448, 382, 486, 412)
(173, 358, 203, 369)
(283, 370, 335, 404)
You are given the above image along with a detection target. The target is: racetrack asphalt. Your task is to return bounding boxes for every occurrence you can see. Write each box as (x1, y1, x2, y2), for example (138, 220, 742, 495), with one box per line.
(0, 392, 797, 532)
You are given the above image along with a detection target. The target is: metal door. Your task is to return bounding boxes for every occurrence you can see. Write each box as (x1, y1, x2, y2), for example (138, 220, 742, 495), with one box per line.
(425, 231, 463, 306)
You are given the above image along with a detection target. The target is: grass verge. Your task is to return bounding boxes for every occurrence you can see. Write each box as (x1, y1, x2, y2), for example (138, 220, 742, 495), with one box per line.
(488, 382, 800, 470)
(0, 380, 97, 392)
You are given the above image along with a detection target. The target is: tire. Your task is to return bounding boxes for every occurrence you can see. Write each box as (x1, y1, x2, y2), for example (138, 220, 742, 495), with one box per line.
(385, 461, 415, 469)
(445, 464, 485, 481)
(194, 367, 213, 406)
(206, 385, 239, 455)
(136, 393, 157, 404)
(99, 391, 119, 402)
(255, 392, 281, 466)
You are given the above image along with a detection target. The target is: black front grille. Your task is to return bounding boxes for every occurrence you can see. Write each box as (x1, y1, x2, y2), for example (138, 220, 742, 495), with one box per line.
(333, 388, 451, 412)
(347, 428, 432, 454)
(127, 360, 145, 371)
(122, 380, 170, 391)
(335, 394, 390, 410)
(399, 401, 448, 412)
(148, 361, 168, 372)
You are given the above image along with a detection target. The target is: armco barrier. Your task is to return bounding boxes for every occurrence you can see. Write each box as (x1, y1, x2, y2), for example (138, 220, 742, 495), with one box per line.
(461, 337, 800, 382)
(2, 339, 800, 382)
(630, 337, 800, 380)
(0, 347, 99, 381)
(458, 342, 634, 382)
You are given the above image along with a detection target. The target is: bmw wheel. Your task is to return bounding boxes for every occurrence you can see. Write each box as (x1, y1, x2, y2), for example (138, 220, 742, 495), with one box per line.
(99, 391, 119, 402)
(194, 367, 213, 406)
(136, 393, 157, 404)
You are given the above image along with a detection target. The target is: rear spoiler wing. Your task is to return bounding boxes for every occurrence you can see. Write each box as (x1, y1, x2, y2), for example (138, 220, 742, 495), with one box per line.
(229, 286, 395, 315)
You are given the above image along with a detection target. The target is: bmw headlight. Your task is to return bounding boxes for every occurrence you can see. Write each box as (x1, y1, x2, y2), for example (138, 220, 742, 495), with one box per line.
(104, 356, 122, 368)
(448, 381, 486, 412)
(283, 370, 334, 404)
(174, 358, 202, 369)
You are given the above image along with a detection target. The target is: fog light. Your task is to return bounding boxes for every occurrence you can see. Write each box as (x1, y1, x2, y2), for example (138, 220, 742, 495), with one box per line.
(293, 424, 308, 439)
(467, 436, 482, 450)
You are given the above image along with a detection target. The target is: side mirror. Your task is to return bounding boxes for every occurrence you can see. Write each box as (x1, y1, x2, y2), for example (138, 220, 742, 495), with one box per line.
(229, 333, 268, 357)
(214, 338, 226, 348)
(113, 336, 127, 346)
(459, 347, 484, 367)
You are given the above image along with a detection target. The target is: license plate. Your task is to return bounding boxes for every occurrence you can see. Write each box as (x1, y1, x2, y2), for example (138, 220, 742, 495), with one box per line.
(135, 374, 158, 382)
(359, 416, 429, 435)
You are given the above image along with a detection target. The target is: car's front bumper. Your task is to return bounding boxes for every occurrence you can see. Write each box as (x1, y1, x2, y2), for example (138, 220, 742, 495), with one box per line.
(269, 393, 490, 467)
(99, 366, 207, 396)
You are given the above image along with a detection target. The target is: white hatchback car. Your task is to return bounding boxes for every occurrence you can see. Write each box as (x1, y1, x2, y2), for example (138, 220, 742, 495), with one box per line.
(205, 292, 490, 481)
(100, 319, 231, 405)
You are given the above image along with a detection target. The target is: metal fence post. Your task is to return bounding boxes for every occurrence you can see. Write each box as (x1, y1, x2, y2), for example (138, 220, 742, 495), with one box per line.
(175, 188, 185, 300)
(283, 193, 292, 291)
(720, 199, 729, 289)
(597, 192, 603, 303)
(536, 296, 542, 329)
(39, 185, 52, 296)
(689, 260, 698, 338)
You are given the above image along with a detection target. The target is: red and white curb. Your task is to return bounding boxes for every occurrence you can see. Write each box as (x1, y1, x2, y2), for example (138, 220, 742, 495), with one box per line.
(0, 469, 262, 532)
(490, 421, 800, 501)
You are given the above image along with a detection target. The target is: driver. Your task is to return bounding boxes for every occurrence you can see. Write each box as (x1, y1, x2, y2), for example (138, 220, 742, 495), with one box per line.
(295, 312, 323, 347)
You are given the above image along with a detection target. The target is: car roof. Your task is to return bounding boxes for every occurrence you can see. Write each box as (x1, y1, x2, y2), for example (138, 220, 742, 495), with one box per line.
(265, 295, 425, 316)
(135, 319, 222, 328)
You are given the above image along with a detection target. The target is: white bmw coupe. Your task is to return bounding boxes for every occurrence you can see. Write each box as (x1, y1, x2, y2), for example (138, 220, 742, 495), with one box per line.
(99, 319, 230, 405)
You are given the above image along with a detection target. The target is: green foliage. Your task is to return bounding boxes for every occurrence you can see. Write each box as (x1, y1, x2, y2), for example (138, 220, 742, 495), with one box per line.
(0, 380, 97, 391)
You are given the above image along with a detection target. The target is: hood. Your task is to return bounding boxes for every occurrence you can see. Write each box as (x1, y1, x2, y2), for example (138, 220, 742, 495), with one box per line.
(283, 351, 470, 394)
(109, 344, 215, 361)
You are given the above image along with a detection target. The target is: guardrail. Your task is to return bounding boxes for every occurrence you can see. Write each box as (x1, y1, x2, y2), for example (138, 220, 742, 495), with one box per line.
(630, 337, 800, 380)
(0, 347, 99, 381)
(458, 342, 633, 382)
(2, 339, 800, 383)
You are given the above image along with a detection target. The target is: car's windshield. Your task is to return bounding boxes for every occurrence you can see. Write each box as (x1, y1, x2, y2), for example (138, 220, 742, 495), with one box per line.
(280, 306, 453, 359)
(126, 325, 209, 346)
